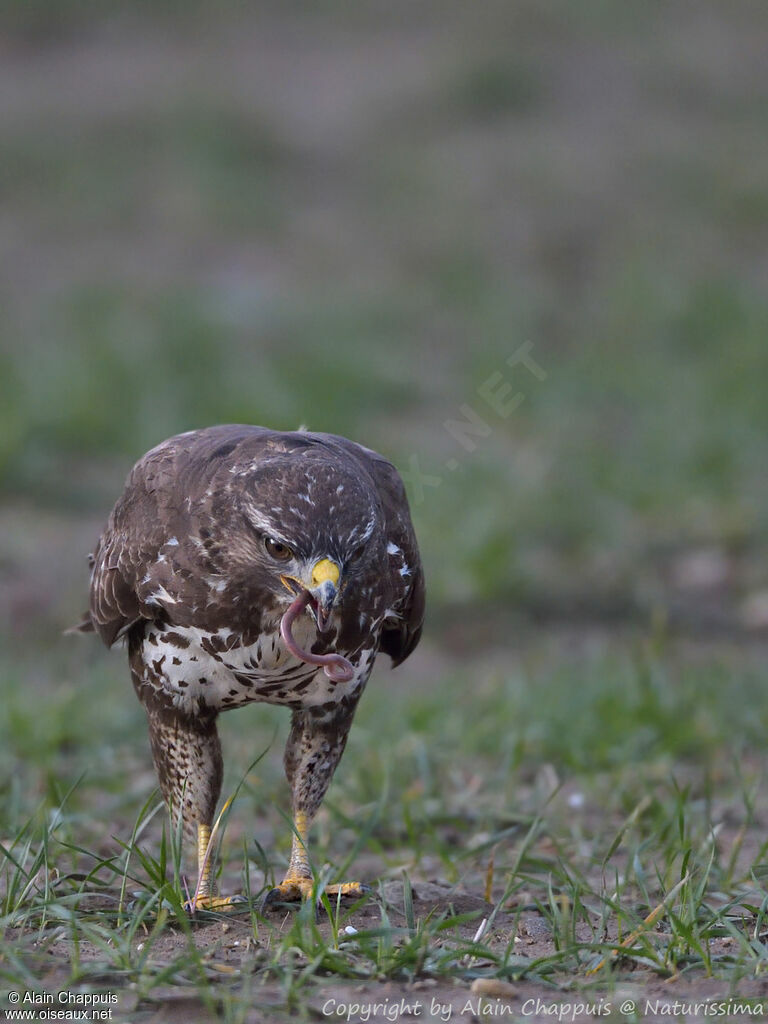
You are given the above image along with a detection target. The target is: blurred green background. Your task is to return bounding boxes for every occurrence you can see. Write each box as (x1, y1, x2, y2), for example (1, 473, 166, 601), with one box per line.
(1, 0, 768, 793)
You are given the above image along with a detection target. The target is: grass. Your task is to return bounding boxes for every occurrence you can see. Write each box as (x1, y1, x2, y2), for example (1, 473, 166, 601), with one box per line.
(2, 631, 768, 1019)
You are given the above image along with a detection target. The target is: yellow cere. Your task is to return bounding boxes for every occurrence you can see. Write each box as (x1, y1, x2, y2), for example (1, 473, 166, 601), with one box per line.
(311, 558, 340, 587)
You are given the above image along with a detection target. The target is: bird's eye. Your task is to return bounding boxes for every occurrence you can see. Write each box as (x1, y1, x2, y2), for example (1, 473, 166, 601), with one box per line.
(264, 536, 293, 561)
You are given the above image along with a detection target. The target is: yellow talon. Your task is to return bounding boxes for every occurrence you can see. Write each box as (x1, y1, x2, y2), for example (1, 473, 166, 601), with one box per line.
(185, 892, 247, 912)
(261, 808, 370, 909)
(263, 875, 369, 907)
(268, 875, 316, 902)
(330, 881, 369, 897)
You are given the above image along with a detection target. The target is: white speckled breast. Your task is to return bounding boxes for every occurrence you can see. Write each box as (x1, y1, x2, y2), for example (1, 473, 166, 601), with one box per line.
(140, 616, 372, 714)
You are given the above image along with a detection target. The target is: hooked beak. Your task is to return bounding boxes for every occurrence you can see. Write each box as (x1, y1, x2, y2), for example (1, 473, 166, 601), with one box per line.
(310, 557, 340, 631)
(311, 578, 337, 632)
(281, 557, 341, 632)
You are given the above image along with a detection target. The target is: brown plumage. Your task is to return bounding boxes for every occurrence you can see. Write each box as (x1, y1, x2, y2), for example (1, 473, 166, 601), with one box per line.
(76, 424, 424, 908)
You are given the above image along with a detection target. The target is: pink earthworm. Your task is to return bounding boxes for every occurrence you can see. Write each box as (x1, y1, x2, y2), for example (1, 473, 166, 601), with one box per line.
(280, 590, 355, 683)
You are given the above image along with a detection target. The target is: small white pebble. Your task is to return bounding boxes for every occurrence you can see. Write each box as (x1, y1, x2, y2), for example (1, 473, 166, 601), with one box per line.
(344, 925, 358, 936)
(137, 943, 144, 952)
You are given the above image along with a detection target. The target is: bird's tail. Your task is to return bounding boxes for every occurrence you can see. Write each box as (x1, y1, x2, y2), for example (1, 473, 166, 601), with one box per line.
(64, 612, 95, 635)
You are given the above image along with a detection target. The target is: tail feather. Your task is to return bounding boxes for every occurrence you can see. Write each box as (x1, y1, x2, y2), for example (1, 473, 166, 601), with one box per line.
(64, 611, 94, 636)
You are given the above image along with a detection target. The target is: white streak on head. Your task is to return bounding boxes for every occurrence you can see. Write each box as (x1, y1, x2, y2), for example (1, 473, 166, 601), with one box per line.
(244, 506, 288, 542)
(387, 542, 401, 555)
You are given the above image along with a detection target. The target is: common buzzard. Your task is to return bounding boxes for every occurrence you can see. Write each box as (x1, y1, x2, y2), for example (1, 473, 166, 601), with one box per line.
(76, 425, 424, 909)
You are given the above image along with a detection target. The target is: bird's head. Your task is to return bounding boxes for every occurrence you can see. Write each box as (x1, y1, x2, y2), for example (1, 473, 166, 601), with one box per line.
(222, 453, 385, 632)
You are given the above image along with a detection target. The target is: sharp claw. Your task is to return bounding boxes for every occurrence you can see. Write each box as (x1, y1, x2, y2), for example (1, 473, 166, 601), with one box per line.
(261, 887, 283, 911)
(261, 889, 283, 912)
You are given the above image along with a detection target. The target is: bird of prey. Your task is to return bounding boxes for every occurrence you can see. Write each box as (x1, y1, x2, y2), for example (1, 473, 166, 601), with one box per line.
(75, 425, 424, 910)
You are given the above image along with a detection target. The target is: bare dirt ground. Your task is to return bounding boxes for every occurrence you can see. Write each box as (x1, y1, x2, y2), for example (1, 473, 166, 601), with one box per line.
(23, 879, 768, 1023)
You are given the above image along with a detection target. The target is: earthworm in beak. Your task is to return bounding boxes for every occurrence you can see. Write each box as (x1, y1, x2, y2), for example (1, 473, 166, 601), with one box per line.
(280, 589, 354, 683)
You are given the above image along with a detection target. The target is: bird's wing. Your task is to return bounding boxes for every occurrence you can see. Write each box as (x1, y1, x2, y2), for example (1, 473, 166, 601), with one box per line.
(371, 455, 425, 666)
(327, 437, 425, 667)
(85, 425, 282, 646)
(87, 437, 181, 646)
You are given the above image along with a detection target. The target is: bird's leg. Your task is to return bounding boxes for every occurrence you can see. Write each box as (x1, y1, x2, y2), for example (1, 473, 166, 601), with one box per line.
(195, 822, 216, 900)
(275, 807, 366, 902)
(264, 703, 369, 905)
(268, 808, 314, 902)
(139, 692, 242, 911)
